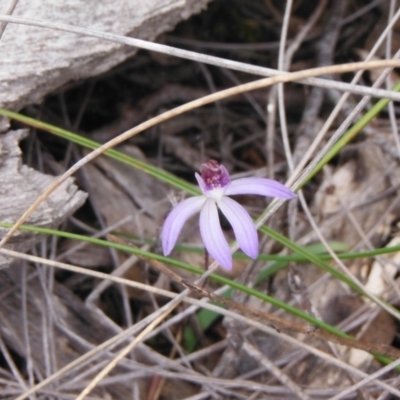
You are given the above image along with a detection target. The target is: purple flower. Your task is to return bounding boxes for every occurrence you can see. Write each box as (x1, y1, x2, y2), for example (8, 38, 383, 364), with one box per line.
(162, 160, 296, 270)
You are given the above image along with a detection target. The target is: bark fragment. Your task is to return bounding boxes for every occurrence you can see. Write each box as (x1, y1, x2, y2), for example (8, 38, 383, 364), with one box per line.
(0, 129, 87, 267)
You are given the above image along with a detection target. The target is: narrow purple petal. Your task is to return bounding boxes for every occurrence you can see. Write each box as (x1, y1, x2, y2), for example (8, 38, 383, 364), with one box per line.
(199, 198, 232, 269)
(195, 173, 208, 194)
(218, 197, 258, 259)
(162, 196, 205, 255)
(224, 177, 296, 199)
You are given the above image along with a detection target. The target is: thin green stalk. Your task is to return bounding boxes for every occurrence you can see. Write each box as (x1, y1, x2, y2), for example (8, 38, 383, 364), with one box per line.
(106, 234, 400, 263)
(260, 225, 400, 319)
(0, 222, 350, 338)
(0, 108, 200, 196)
(302, 80, 400, 185)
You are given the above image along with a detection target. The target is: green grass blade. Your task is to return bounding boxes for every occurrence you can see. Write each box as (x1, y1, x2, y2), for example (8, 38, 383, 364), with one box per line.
(0, 222, 351, 339)
(302, 80, 400, 185)
(0, 108, 200, 196)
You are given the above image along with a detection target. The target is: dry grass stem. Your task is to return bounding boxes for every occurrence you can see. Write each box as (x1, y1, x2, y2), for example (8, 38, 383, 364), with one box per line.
(0, 15, 399, 100)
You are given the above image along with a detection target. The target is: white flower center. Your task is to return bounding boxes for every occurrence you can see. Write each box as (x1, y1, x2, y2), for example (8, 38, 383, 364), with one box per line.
(208, 187, 225, 201)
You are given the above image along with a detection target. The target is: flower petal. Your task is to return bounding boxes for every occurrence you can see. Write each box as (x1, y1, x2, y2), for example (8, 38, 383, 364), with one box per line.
(195, 173, 208, 194)
(199, 198, 232, 269)
(162, 196, 205, 255)
(224, 177, 296, 199)
(217, 197, 258, 259)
